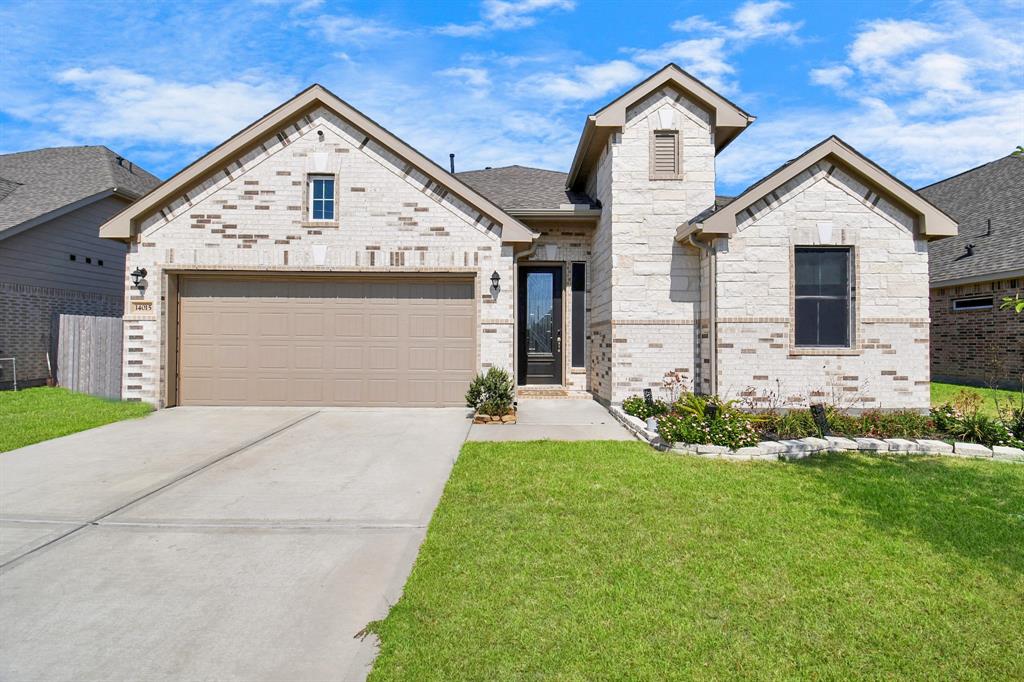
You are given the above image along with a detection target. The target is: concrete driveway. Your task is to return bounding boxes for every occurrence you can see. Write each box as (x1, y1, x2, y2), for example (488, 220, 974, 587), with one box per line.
(0, 406, 471, 682)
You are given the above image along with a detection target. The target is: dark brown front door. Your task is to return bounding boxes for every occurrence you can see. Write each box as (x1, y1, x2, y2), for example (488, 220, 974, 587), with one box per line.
(517, 266, 562, 385)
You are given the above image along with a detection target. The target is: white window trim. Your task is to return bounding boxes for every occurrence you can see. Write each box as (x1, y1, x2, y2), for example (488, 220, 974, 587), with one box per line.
(308, 174, 336, 222)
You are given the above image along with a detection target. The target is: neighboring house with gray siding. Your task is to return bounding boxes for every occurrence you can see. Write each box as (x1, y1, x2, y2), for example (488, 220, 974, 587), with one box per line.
(919, 154, 1024, 388)
(97, 64, 957, 411)
(0, 146, 159, 388)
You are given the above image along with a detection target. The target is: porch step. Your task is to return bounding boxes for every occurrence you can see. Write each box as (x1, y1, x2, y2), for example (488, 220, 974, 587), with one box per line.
(516, 387, 592, 400)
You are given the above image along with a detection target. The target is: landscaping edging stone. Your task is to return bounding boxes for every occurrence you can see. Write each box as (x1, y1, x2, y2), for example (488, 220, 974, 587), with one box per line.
(607, 404, 1020, 465)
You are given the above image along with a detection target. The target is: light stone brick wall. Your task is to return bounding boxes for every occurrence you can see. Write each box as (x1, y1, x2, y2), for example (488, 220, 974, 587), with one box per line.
(121, 108, 515, 405)
(606, 88, 713, 403)
(585, 143, 614, 401)
(713, 162, 932, 410)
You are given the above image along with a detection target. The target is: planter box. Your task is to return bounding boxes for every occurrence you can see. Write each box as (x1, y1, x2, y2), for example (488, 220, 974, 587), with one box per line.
(473, 409, 517, 425)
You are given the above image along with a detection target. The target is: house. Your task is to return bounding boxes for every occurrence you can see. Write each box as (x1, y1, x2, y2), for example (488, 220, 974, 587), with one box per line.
(919, 154, 1024, 389)
(0, 147, 160, 388)
(97, 64, 956, 410)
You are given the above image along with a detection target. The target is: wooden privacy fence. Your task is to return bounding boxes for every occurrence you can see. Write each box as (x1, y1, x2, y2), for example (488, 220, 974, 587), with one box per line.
(56, 315, 122, 399)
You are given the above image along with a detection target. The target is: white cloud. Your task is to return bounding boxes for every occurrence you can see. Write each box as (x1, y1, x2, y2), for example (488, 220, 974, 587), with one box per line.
(809, 65, 853, 89)
(629, 38, 734, 92)
(309, 14, 405, 44)
(437, 0, 574, 36)
(848, 20, 943, 71)
(41, 68, 294, 147)
(737, 3, 1024, 192)
(518, 60, 644, 101)
(672, 1, 803, 43)
(732, 1, 802, 40)
(483, 0, 574, 29)
(437, 67, 491, 97)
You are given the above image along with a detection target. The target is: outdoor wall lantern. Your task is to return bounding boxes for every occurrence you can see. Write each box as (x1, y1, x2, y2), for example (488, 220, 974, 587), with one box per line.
(490, 270, 501, 295)
(131, 267, 148, 292)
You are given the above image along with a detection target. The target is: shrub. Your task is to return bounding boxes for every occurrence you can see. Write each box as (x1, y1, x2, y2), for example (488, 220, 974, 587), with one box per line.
(756, 409, 819, 439)
(465, 368, 515, 416)
(622, 395, 670, 420)
(854, 410, 935, 440)
(657, 394, 760, 449)
(931, 402, 1024, 448)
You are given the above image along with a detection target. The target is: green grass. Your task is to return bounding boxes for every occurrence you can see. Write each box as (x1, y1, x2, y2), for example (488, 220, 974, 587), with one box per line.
(0, 387, 152, 452)
(932, 381, 1022, 417)
(368, 441, 1024, 681)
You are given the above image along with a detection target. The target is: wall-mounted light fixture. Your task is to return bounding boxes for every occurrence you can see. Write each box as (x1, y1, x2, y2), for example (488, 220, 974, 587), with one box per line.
(490, 270, 501, 295)
(130, 267, 148, 292)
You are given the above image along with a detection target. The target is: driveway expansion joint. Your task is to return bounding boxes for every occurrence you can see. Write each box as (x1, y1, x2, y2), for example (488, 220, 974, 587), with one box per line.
(0, 409, 320, 571)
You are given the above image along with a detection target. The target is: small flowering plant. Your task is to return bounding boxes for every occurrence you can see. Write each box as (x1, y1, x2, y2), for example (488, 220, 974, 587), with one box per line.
(656, 395, 760, 449)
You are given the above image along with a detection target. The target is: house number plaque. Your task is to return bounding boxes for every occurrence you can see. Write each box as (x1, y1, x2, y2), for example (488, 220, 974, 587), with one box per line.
(130, 300, 154, 315)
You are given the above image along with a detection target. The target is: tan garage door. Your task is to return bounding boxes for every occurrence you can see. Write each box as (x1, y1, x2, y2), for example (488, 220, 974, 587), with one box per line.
(177, 275, 476, 407)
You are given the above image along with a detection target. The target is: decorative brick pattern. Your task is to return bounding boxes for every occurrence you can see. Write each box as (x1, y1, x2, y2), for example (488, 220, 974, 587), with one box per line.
(713, 163, 931, 409)
(123, 109, 515, 405)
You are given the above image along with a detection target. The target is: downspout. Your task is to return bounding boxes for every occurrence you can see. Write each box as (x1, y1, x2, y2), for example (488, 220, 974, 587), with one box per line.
(688, 233, 717, 396)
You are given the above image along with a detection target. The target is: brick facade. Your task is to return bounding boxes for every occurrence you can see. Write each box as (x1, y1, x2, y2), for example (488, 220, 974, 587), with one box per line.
(713, 163, 932, 410)
(110, 83, 939, 411)
(0, 281, 121, 387)
(930, 279, 1024, 388)
(122, 107, 526, 405)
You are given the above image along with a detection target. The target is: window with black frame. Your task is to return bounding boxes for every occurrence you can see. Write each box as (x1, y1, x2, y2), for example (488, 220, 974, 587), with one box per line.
(794, 247, 852, 347)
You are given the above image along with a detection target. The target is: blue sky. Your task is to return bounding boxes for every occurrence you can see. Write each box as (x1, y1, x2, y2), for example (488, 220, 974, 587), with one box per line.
(0, 0, 1021, 194)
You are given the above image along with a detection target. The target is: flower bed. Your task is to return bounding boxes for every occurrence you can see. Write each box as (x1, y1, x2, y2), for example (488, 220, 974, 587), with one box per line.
(612, 388, 1024, 463)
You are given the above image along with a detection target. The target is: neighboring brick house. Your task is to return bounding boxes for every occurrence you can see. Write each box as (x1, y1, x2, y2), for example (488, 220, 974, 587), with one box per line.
(0, 147, 159, 388)
(919, 154, 1024, 389)
(98, 64, 956, 410)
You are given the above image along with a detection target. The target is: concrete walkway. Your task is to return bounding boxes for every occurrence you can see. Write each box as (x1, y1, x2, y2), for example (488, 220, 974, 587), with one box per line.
(467, 398, 635, 441)
(0, 406, 471, 682)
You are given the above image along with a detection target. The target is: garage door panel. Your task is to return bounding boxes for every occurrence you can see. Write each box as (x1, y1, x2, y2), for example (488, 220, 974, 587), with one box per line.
(178, 275, 476, 407)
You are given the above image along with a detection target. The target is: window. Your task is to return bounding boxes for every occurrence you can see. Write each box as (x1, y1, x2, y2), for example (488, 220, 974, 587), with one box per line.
(309, 175, 335, 221)
(651, 130, 679, 178)
(794, 247, 852, 347)
(571, 262, 586, 367)
(952, 296, 993, 311)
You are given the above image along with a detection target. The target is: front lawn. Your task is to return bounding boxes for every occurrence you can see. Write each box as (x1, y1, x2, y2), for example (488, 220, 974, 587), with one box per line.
(0, 387, 152, 452)
(932, 381, 1022, 417)
(368, 441, 1024, 680)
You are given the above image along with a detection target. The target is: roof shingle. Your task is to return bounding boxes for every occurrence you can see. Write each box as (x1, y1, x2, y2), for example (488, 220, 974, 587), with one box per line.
(918, 154, 1024, 284)
(0, 146, 160, 237)
(455, 165, 595, 212)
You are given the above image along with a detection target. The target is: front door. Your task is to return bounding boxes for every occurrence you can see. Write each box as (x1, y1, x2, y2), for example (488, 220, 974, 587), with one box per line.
(517, 266, 562, 385)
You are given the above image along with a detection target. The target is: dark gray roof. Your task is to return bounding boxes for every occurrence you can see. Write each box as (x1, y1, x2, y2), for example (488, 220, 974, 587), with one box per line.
(0, 146, 160, 237)
(919, 154, 1024, 284)
(455, 165, 595, 211)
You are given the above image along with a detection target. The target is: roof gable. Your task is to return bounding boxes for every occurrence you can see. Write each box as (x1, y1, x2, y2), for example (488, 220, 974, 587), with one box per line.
(566, 63, 756, 191)
(99, 85, 536, 244)
(0, 146, 158, 240)
(919, 154, 1024, 284)
(689, 136, 958, 240)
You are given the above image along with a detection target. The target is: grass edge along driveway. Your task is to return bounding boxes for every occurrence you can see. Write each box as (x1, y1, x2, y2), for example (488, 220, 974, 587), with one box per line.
(0, 387, 152, 452)
(367, 440, 1024, 681)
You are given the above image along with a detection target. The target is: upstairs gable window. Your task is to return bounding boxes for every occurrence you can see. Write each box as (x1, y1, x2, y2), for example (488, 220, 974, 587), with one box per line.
(309, 175, 335, 221)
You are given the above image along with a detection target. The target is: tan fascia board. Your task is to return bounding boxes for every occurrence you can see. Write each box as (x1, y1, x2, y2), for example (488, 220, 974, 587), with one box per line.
(99, 84, 537, 245)
(510, 207, 602, 223)
(566, 63, 756, 191)
(930, 268, 1024, 289)
(697, 136, 959, 239)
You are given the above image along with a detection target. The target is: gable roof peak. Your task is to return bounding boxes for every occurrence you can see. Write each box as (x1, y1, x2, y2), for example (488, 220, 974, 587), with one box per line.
(567, 63, 756, 191)
(98, 82, 536, 244)
(688, 135, 957, 240)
